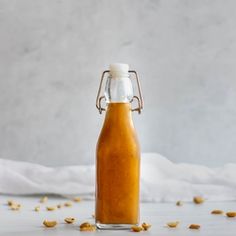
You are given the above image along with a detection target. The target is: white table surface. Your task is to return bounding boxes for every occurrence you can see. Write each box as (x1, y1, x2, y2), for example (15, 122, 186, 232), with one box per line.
(0, 195, 236, 236)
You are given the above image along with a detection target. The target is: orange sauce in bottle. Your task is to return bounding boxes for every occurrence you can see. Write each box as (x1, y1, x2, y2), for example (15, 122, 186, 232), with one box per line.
(95, 102, 140, 225)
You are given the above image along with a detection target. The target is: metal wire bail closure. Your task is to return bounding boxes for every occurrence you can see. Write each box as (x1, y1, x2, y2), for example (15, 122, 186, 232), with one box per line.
(96, 70, 144, 114)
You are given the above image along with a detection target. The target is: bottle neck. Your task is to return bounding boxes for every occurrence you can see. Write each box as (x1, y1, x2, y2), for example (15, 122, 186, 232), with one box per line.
(104, 75, 133, 103)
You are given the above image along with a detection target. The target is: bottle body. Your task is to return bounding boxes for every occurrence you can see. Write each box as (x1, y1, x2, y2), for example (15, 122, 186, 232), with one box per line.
(95, 102, 140, 229)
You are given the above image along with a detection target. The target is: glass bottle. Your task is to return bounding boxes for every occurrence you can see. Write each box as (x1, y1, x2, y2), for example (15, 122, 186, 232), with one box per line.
(95, 63, 143, 230)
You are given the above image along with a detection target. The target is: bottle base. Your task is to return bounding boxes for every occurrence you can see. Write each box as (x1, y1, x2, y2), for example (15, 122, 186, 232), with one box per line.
(96, 222, 137, 230)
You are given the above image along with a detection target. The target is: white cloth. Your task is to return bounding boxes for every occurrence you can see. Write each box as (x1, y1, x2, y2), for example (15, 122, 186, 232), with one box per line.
(0, 153, 236, 202)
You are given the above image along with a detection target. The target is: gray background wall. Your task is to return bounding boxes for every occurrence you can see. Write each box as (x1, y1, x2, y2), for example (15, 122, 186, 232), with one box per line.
(0, 0, 236, 166)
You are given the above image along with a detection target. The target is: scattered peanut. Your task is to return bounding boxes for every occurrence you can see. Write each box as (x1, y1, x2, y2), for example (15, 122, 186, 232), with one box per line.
(64, 202, 72, 207)
(142, 222, 151, 231)
(64, 217, 76, 224)
(167, 221, 179, 228)
(73, 197, 81, 202)
(79, 222, 96, 231)
(189, 224, 200, 229)
(8, 200, 21, 210)
(211, 209, 224, 215)
(80, 222, 91, 228)
(176, 201, 183, 206)
(193, 196, 204, 204)
(10, 203, 21, 211)
(131, 225, 143, 232)
(57, 204, 62, 209)
(226, 212, 236, 218)
(43, 220, 57, 228)
(40, 196, 48, 203)
(7, 200, 14, 206)
(46, 206, 56, 211)
(34, 206, 40, 212)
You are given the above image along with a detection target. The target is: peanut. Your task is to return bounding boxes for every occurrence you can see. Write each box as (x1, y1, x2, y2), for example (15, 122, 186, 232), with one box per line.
(40, 196, 48, 203)
(64, 217, 76, 224)
(189, 224, 200, 229)
(46, 206, 56, 211)
(43, 220, 57, 228)
(7, 200, 14, 206)
(73, 197, 81, 202)
(10, 203, 21, 211)
(79, 222, 96, 231)
(193, 196, 204, 204)
(176, 201, 183, 206)
(226, 212, 236, 217)
(167, 221, 179, 228)
(64, 202, 72, 207)
(131, 225, 143, 232)
(142, 222, 151, 231)
(211, 209, 224, 215)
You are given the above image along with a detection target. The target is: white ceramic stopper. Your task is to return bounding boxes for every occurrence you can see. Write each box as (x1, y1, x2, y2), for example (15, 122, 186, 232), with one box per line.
(109, 63, 129, 77)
